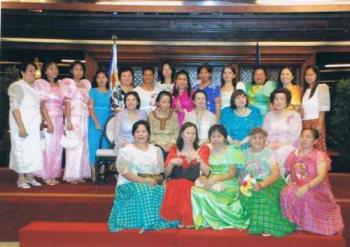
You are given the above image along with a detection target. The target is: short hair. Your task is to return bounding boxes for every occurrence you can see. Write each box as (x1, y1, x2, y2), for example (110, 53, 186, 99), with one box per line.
(124, 91, 141, 110)
(176, 122, 199, 151)
(142, 66, 155, 75)
(197, 63, 213, 78)
(158, 60, 175, 84)
(132, 120, 151, 137)
(277, 66, 296, 89)
(118, 66, 134, 83)
(208, 124, 228, 141)
(230, 89, 249, 109)
(270, 88, 292, 106)
(192, 89, 208, 102)
(41, 60, 58, 82)
(302, 128, 320, 140)
(250, 127, 268, 137)
(19, 61, 37, 75)
(252, 66, 268, 85)
(156, 90, 172, 106)
(92, 69, 108, 88)
(70, 60, 86, 79)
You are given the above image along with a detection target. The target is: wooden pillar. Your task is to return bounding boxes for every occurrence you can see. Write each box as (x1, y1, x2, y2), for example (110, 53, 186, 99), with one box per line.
(85, 52, 98, 82)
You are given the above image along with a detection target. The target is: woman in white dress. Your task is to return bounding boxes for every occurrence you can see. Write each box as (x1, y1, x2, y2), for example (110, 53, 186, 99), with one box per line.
(184, 90, 217, 145)
(8, 62, 44, 189)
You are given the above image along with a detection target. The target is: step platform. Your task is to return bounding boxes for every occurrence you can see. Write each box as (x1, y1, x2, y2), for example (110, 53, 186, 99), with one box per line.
(19, 222, 346, 247)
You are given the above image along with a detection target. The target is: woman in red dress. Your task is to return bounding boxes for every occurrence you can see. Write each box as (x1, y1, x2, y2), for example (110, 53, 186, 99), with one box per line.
(160, 122, 210, 228)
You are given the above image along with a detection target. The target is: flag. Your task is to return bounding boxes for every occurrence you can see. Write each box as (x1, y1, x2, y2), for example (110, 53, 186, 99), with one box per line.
(255, 41, 260, 67)
(109, 42, 118, 89)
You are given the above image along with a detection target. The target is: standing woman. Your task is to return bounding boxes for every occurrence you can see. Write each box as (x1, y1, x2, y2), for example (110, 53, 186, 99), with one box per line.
(220, 65, 246, 110)
(110, 67, 134, 113)
(277, 66, 302, 112)
(157, 61, 175, 92)
(34, 61, 64, 185)
(160, 122, 209, 228)
(301, 65, 330, 152)
(246, 66, 276, 118)
(220, 90, 262, 149)
(171, 70, 194, 126)
(134, 66, 160, 113)
(88, 70, 111, 180)
(8, 62, 43, 188)
(263, 88, 302, 176)
(184, 90, 217, 145)
(148, 91, 179, 154)
(114, 91, 147, 153)
(60, 61, 91, 183)
(191, 124, 249, 230)
(192, 63, 221, 119)
(108, 120, 178, 232)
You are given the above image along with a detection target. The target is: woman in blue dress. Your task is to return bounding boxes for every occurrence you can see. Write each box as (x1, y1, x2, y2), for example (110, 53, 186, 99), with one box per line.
(220, 90, 262, 150)
(88, 70, 111, 180)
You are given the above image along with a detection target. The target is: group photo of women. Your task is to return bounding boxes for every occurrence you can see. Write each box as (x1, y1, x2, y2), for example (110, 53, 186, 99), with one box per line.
(8, 59, 343, 237)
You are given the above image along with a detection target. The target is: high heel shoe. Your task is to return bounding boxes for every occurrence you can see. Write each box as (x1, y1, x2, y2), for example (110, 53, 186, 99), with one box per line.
(17, 182, 31, 189)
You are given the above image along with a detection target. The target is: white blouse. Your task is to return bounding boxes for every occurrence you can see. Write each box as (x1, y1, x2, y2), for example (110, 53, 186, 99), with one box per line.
(184, 110, 217, 144)
(220, 81, 246, 109)
(133, 85, 160, 113)
(302, 84, 330, 120)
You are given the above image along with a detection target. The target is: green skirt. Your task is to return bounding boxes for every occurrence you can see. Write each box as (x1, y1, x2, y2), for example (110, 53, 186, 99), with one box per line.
(108, 182, 178, 232)
(241, 178, 296, 237)
(191, 183, 249, 230)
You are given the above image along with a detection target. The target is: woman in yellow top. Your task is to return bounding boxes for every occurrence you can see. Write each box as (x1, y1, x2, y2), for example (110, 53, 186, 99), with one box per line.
(276, 66, 302, 112)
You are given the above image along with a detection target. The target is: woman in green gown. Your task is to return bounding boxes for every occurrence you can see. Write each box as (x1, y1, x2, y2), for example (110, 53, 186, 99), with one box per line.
(191, 124, 249, 230)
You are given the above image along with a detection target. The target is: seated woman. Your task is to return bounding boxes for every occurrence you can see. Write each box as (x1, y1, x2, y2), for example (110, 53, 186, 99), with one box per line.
(263, 88, 302, 177)
(160, 122, 209, 228)
(148, 91, 179, 154)
(172, 70, 194, 126)
(220, 90, 262, 149)
(185, 90, 217, 145)
(241, 128, 295, 237)
(108, 120, 178, 232)
(191, 124, 249, 230)
(281, 128, 344, 236)
(114, 91, 147, 153)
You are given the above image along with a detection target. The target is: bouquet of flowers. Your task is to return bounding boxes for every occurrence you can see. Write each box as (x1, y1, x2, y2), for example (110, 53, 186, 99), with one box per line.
(240, 174, 257, 197)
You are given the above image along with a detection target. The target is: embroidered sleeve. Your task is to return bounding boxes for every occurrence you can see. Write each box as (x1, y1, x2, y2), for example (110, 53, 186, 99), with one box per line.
(8, 83, 24, 110)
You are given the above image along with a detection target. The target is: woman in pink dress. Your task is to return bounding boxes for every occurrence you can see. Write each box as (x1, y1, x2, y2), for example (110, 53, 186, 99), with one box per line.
(263, 88, 302, 177)
(59, 61, 91, 183)
(34, 61, 64, 185)
(281, 128, 344, 236)
(172, 70, 193, 126)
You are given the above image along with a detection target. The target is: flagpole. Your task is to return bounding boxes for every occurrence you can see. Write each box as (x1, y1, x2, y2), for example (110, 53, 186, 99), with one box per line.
(110, 35, 119, 89)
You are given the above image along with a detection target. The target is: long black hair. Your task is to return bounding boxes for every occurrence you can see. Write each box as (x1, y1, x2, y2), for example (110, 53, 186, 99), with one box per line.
(41, 60, 59, 83)
(277, 66, 296, 89)
(70, 60, 86, 79)
(158, 60, 175, 84)
(176, 122, 199, 151)
(172, 69, 192, 97)
(221, 65, 237, 88)
(302, 65, 321, 99)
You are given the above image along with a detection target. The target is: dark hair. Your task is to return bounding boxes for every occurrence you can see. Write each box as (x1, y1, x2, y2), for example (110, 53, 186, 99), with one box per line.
(41, 60, 58, 82)
(118, 66, 134, 84)
(192, 89, 208, 102)
(142, 66, 155, 75)
(172, 70, 192, 97)
(19, 61, 37, 75)
(230, 89, 249, 109)
(208, 124, 228, 142)
(158, 61, 175, 84)
(156, 90, 172, 107)
(176, 122, 199, 151)
(70, 60, 86, 79)
(277, 66, 296, 89)
(250, 127, 268, 137)
(252, 66, 268, 85)
(92, 70, 108, 88)
(221, 65, 237, 88)
(197, 63, 213, 79)
(270, 88, 292, 106)
(132, 120, 151, 137)
(124, 91, 141, 110)
(302, 65, 321, 99)
(302, 127, 320, 140)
